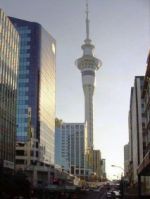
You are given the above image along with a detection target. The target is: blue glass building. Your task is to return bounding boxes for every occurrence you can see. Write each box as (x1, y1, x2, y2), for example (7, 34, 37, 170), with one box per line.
(10, 17, 56, 166)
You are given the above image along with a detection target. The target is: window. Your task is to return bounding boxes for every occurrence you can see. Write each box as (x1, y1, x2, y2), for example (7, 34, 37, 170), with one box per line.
(16, 159, 24, 164)
(82, 70, 95, 76)
(16, 150, 24, 156)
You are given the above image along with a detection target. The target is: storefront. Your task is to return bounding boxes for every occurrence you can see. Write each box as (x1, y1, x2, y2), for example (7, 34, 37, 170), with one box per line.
(137, 151, 150, 198)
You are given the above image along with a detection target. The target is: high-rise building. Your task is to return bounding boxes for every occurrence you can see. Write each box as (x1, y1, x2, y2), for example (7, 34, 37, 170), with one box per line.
(75, 2, 102, 150)
(55, 122, 87, 177)
(128, 89, 134, 182)
(10, 17, 56, 166)
(124, 144, 129, 176)
(92, 150, 101, 180)
(128, 76, 144, 183)
(85, 149, 101, 179)
(0, 9, 19, 171)
(55, 119, 69, 171)
(101, 159, 106, 180)
(128, 55, 150, 197)
(137, 52, 150, 196)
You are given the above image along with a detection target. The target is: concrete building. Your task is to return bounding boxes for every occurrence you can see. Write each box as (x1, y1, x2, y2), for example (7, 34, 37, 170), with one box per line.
(85, 149, 102, 180)
(128, 89, 134, 183)
(137, 52, 150, 197)
(124, 144, 129, 176)
(9, 17, 56, 168)
(92, 150, 101, 180)
(128, 76, 144, 184)
(128, 65, 150, 197)
(55, 122, 88, 177)
(75, 1, 102, 150)
(101, 159, 106, 181)
(0, 9, 19, 171)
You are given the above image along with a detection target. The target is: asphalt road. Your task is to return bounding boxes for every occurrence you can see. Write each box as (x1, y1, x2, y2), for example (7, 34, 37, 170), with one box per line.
(80, 188, 107, 199)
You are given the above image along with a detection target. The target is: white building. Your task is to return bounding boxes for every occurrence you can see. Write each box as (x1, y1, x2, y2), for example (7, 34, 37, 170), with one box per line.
(128, 76, 144, 183)
(101, 159, 106, 180)
(124, 144, 129, 176)
(75, 2, 102, 150)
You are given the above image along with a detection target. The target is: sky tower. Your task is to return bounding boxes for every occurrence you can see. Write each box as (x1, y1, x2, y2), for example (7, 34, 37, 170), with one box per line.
(76, 0, 102, 150)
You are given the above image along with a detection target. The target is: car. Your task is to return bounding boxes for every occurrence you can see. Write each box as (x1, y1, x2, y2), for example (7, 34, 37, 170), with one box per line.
(111, 190, 121, 198)
(106, 191, 112, 198)
(93, 188, 100, 192)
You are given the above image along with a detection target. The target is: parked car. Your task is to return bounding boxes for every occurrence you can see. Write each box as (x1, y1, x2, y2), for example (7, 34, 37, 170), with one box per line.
(106, 191, 112, 198)
(111, 190, 121, 198)
(93, 188, 100, 192)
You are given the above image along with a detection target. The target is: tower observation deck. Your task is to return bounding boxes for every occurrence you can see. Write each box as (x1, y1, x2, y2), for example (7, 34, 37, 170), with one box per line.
(75, 0, 102, 150)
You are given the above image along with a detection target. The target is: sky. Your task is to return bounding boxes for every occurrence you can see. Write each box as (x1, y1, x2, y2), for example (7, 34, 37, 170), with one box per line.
(1, 0, 150, 179)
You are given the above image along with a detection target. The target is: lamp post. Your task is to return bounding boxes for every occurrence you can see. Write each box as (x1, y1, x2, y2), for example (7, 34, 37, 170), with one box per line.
(111, 165, 125, 198)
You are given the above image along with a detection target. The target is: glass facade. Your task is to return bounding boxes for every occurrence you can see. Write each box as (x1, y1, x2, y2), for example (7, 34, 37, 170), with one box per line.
(55, 123, 85, 176)
(9, 19, 38, 143)
(39, 27, 56, 165)
(10, 17, 56, 166)
(16, 26, 31, 142)
(0, 9, 19, 166)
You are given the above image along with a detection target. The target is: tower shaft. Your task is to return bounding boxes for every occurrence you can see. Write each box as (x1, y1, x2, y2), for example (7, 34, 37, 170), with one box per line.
(83, 85, 94, 149)
(76, 1, 102, 151)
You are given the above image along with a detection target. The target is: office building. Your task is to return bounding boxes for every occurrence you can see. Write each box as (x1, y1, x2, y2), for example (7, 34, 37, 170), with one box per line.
(101, 159, 106, 180)
(92, 150, 101, 180)
(10, 17, 56, 167)
(55, 119, 69, 171)
(137, 52, 150, 196)
(0, 9, 19, 170)
(128, 76, 144, 183)
(55, 122, 87, 177)
(124, 144, 129, 176)
(128, 91, 134, 183)
(75, 1, 102, 150)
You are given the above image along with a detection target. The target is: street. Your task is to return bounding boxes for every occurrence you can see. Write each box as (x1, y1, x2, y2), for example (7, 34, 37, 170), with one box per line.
(79, 188, 107, 199)
(81, 192, 107, 199)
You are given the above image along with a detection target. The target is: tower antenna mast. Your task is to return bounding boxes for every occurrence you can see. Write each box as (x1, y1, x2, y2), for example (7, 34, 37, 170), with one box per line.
(76, 0, 102, 150)
(86, 0, 90, 40)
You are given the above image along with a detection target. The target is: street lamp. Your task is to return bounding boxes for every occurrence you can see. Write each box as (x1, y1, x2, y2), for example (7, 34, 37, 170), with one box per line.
(111, 165, 126, 198)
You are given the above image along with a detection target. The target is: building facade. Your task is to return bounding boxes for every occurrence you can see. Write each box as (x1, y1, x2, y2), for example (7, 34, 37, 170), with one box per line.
(55, 119, 69, 171)
(137, 52, 150, 196)
(124, 144, 129, 176)
(10, 17, 56, 167)
(0, 9, 19, 170)
(92, 150, 101, 180)
(75, 2, 102, 150)
(55, 122, 87, 177)
(128, 89, 134, 183)
(128, 76, 144, 183)
(128, 71, 150, 197)
(101, 159, 106, 181)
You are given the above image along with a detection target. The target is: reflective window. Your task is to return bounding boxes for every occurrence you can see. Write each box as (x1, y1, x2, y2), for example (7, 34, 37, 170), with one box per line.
(0, 9, 19, 163)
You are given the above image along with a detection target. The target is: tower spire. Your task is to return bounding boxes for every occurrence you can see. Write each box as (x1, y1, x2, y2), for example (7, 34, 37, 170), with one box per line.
(76, 0, 102, 150)
(86, 0, 90, 40)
